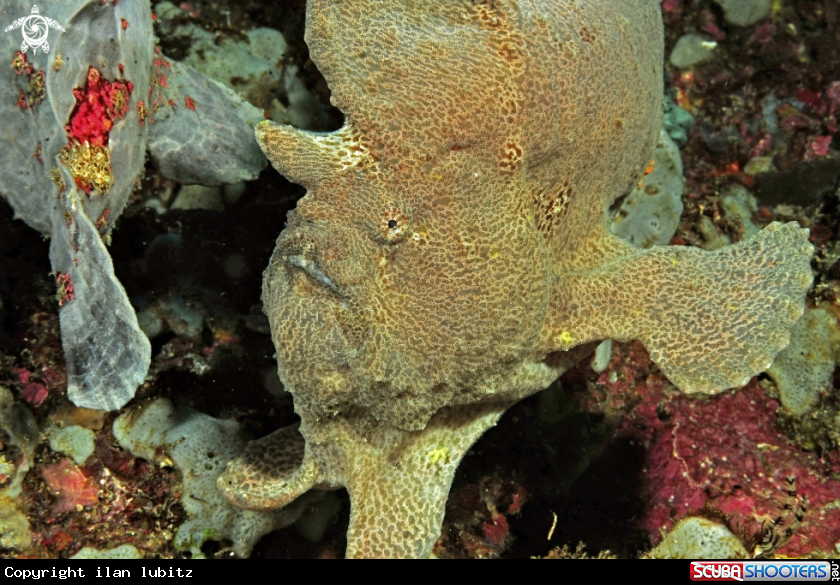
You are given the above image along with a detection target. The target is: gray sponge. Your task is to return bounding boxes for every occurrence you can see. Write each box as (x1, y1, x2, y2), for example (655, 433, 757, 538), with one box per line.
(1, 0, 270, 411)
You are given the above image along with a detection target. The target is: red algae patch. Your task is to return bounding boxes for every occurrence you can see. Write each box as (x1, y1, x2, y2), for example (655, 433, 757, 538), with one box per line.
(60, 67, 133, 195)
(65, 67, 132, 146)
(595, 341, 840, 557)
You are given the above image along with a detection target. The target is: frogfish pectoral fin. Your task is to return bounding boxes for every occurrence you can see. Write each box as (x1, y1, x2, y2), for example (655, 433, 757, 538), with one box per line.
(547, 222, 814, 394)
(217, 422, 324, 511)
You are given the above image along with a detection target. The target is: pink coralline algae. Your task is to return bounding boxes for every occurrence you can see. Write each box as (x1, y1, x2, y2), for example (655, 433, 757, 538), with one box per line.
(20, 382, 48, 408)
(434, 475, 529, 559)
(826, 81, 840, 116)
(752, 22, 776, 44)
(12, 364, 65, 408)
(700, 10, 726, 41)
(797, 89, 826, 115)
(40, 458, 101, 514)
(598, 342, 840, 557)
(55, 272, 75, 307)
(10, 51, 45, 109)
(805, 136, 833, 161)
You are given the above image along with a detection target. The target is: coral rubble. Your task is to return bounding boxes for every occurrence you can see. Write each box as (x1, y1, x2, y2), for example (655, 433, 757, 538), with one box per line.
(114, 399, 322, 557)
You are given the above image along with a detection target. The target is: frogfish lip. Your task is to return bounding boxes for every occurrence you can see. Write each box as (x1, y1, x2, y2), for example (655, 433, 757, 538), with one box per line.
(273, 219, 344, 296)
(284, 254, 341, 294)
(271, 220, 371, 353)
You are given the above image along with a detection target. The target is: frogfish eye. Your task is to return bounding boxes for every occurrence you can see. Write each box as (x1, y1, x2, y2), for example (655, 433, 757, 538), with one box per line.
(379, 209, 411, 243)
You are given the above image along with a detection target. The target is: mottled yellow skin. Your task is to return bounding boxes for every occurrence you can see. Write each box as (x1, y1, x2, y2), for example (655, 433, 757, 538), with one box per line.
(218, 0, 814, 558)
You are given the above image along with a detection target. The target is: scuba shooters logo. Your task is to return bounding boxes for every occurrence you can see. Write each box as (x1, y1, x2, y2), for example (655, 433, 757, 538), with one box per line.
(691, 561, 837, 581)
(4, 5, 65, 54)
(692, 563, 745, 581)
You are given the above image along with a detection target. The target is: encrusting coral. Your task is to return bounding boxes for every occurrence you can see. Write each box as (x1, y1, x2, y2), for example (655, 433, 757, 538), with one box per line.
(218, 0, 814, 558)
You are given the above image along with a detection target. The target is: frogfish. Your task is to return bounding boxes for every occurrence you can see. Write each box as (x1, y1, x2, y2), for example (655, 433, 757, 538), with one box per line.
(218, 0, 813, 558)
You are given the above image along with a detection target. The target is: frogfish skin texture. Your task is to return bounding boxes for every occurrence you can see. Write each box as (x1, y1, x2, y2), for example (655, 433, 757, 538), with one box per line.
(218, 0, 814, 558)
